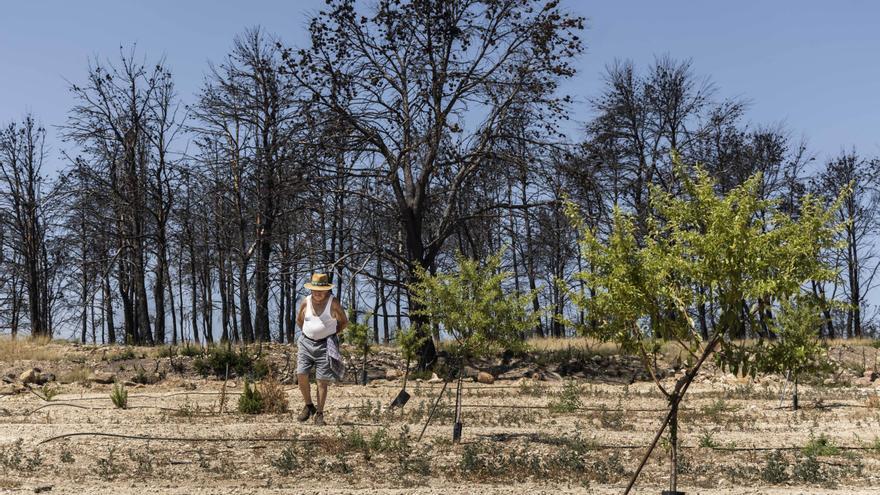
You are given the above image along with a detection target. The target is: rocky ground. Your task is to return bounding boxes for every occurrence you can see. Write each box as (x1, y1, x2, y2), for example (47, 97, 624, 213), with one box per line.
(1, 340, 879, 494)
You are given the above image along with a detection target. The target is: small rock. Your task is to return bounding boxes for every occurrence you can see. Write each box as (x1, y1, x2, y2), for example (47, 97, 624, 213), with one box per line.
(0, 384, 18, 395)
(854, 377, 872, 387)
(427, 373, 442, 384)
(476, 371, 495, 384)
(35, 372, 55, 385)
(385, 369, 402, 380)
(34, 484, 53, 493)
(543, 371, 563, 381)
(87, 371, 115, 384)
(19, 369, 38, 384)
(462, 366, 480, 379)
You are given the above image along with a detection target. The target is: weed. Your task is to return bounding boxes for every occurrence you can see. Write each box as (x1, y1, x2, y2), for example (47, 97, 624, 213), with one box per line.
(94, 447, 122, 480)
(272, 444, 300, 475)
(128, 448, 154, 476)
(132, 363, 163, 385)
(518, 379, 547, 397)
(394, 426, 430, 477)
(196, 449, 211, 470)
(700, 398, 740, 421)
(60, 445, 74, 464)
(591, 451, 626, 483)
(237, 380, 264, 414)
(698, 429, 718, 448)
(173, 398, 204, 418)
(761, 450, 790, 483)
(0, 440, 42, 472)
(802, 433, 839, 457)
(597, 402, 628, 429)
(548, 380, 582, 413)
(793, 454, 824, 483)
(110, 382, 128, 409)
(37, 383, 60, 401)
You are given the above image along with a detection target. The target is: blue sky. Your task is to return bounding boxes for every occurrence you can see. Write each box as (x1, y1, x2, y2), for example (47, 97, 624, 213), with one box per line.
(1, 0, 878, 170)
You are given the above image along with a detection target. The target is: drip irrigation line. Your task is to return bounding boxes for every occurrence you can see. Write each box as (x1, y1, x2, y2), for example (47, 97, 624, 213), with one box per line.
(35, 429, 878, 457)
(37, 432, 316, 446)
(23, 403, 202, 415)
(340, 401, 873, 413)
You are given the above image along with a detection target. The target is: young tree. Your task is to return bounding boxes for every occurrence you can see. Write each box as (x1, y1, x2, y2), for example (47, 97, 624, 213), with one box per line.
(755, 297, 834, 410)
(409, 249, 538, 442)
(567, 159, 839, 494)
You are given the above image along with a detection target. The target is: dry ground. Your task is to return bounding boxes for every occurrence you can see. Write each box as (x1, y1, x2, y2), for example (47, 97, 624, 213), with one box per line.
(1, 340, 879, 494)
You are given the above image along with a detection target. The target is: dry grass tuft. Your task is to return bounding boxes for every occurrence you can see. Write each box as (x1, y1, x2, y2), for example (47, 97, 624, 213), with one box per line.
(526, 337, 620, 355)
(0, 336, 64, 362)
(59, 366, 92, 384)
(259, 374, 289, 414)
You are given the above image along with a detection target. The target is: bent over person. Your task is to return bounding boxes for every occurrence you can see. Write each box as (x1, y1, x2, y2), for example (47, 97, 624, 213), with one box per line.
(296, 273, 348, 426)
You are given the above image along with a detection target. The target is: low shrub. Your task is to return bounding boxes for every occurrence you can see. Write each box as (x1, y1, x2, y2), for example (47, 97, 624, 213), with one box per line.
(802, 433, 839, 457)
(548, 380, 582, 413)
(237, 380, 264, 414)
(761, 450, 790, 484)
(259, 374, 288, 414)
(193, 345, 269, 379)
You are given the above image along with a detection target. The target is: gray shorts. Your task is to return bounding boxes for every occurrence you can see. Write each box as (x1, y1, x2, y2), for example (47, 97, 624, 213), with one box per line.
(296, 335, 335, 381)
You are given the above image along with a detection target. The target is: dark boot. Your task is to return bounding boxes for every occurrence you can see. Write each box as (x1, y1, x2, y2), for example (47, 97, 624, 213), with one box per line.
(298, 403, 316, 422)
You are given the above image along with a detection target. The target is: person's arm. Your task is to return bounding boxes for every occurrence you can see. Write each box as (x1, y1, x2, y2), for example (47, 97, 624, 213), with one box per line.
(333, 299, 348, 333)
(296, 300, 306, 329)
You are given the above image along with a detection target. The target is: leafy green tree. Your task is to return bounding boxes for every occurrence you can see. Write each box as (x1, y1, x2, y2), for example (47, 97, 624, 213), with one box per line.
(409, 250, 537, 365)
(567, 158, 840, 494)
(409, 249, 539, 442)
(755, 298, 835, 410)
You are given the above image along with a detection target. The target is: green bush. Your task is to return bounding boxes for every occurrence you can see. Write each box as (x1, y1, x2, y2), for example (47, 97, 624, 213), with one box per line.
(237, 380, 264, 414)
(194, 345, 269, 379)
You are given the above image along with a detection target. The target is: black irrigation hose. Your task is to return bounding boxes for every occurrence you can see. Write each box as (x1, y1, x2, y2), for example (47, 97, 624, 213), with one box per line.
(340, 401, 873, 413)
(24, 403, 190, 415)
(36, 421, 387, 447)
(37, 430, 879, 456)
(37, 432, 315, 446)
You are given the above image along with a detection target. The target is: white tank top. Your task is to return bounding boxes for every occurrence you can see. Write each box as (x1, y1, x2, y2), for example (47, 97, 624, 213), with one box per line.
(302, 295, 338, 340)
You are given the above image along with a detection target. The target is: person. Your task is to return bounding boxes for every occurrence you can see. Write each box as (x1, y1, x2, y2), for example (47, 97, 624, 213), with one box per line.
(295, 273, 348, 426)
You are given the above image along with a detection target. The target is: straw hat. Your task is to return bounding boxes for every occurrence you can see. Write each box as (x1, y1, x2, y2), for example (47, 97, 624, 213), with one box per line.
(304, 273, 335, 291)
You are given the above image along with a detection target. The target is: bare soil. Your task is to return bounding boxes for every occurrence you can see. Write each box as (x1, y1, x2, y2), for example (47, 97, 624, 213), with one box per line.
(1, 342, 879, 494)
